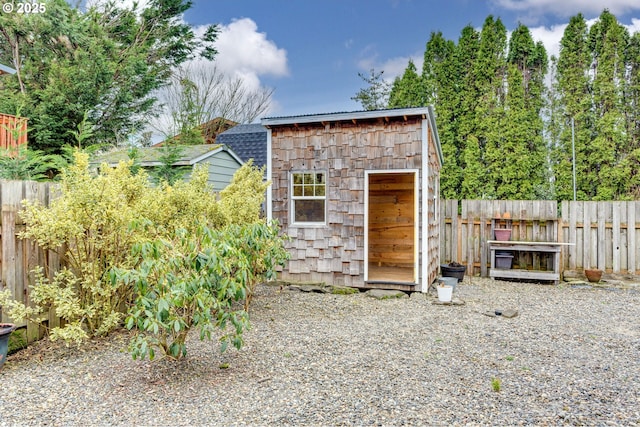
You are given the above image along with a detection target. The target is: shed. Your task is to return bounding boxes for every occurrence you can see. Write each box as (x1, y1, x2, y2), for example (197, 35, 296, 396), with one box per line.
(91, 144, 244, 190)
(262, 107, 443, 292)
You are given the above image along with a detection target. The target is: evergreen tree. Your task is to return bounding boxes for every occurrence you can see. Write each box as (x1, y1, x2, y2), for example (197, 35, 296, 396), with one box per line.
(0, 0, 218, 154)
(588, 10, 630, 199)
(351, 68, 391, 110)
(454, 25, 483, 199)
(422, 31, 456, 105)
(622, 32, 640, 198)
(502, 24, 549, 198)
(552, 13, 593, 200)
(466, 16, 508, 199)
(421, 32, 462, 199)
(388, 60, 423, 108)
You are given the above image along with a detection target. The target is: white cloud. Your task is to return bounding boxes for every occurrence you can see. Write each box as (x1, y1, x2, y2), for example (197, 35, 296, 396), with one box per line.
(493, 0, 640, 28)
(627, 18, 640, 34)
(357, 48, 423, 82)
(492, 0, 640, 21)
(208, 18, 289, 81)
(529, 24, 567, 60)
(528, 16, 640, 62)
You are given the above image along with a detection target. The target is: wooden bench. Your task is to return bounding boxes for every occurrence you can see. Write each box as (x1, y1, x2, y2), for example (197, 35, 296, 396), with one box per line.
(488, 240, 575, 284)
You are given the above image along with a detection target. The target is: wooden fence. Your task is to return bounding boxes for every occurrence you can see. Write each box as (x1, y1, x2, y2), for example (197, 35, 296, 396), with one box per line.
(0, 180, 61, 342)
(0, 113, 28, 152)
(4, 187, 640, 341)
(440, 199, 640, 278)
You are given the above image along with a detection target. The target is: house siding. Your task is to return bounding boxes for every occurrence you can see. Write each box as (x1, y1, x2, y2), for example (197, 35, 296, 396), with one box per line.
(183, 150, 241, 190)
(271, 117, 431, 287)
(426, 124, 442, 285)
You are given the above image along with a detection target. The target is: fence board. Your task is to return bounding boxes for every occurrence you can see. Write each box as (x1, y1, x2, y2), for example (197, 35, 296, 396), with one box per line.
(612, 202, 621, 272)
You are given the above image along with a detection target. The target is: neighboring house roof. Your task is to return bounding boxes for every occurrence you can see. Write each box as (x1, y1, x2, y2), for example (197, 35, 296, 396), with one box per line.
(92, 144, 243, 167)
(216, 123, 267, 169)
(0, 63, 16, 75)
(154, 117, 238, 147)
(262, 106, 444, 165)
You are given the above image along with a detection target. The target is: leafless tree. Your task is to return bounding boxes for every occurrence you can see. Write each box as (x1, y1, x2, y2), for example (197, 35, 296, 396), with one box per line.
(151, 64, 274, 144)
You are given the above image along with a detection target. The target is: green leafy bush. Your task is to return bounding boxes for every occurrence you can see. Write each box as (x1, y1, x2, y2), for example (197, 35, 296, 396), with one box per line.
(2, 151, 272, 346)
(1, 148, 288, 359)
(116, 221, 289, 360)
(0, 145, 66, 181)
(219, 160, 269, 224)
(11, 153, 153, 341)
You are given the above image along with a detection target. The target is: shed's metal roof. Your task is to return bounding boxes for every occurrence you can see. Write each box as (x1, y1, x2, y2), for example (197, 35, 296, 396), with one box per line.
(262, 107, 433, 126)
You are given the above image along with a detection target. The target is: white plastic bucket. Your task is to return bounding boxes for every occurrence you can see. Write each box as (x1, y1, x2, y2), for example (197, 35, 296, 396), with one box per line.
(437, 285, 453, 302)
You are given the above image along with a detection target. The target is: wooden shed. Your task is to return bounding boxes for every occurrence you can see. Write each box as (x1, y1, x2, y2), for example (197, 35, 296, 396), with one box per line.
(262, 107, 443, 292)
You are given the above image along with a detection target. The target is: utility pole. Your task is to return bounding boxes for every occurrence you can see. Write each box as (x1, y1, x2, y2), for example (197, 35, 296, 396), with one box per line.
(572, 117, 576, 201)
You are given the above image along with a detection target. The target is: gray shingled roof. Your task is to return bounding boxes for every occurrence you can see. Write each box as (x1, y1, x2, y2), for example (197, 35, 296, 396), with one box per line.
(91, 144, 242, 167)
(216, 123, 267, 169)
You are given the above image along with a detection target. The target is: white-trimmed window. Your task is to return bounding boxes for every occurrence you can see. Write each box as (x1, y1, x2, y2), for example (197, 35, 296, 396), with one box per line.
(291, 171, 326, 224)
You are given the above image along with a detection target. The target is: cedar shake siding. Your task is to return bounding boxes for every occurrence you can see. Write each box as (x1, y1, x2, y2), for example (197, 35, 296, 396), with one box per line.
(263, 107, 443, 291)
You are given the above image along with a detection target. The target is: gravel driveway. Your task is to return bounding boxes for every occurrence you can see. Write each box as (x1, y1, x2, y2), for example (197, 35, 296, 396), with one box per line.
(1, 277, 640, 426)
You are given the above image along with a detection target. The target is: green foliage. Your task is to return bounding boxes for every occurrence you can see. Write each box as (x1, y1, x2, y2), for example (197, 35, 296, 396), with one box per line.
(2, 149, 287, 351)
(351, 68, 391, 110)
(550, 11, 638, 200)
(492, 377, 501, 392)
(148, 143, 190, 185)
(361, 10, 640, 201)
(0, 145, 65, 181)
(4, 151, 223, 342)
(143, 164, 226, 233)
(117, 221, 289, 360)
(13, 153, 154, 340)
(0, 0, 218, 153)
(219, 160, 270, 224)
(387, 15, 553, 199)
(388, 60, 424, 108)
(8, 328, 27, 354)
(171, 77, 206, 146)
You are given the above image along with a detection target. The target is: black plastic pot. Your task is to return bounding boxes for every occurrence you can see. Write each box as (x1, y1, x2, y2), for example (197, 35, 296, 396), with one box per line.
(440, 264, 466, 282)
(0, 323, 16, 370)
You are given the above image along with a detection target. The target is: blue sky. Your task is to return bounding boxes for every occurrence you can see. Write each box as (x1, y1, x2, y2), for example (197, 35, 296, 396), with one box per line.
(181, 0, 640, 119)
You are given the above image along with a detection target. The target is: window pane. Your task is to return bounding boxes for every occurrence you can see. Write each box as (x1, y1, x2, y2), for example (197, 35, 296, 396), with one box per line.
(293, 185, 302, 197)
(303, 185, 314, 196)
(316, 173, 325, 184)
(315, 185, 325, 196)
(294, 200, 325, 222)
(293, 174, 303, 185)
(303, 173, 313, 184)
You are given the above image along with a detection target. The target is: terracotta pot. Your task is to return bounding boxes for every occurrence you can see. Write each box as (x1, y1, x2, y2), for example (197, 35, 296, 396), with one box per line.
(584, 269, 603, 283)
(494, 229, 512, 241)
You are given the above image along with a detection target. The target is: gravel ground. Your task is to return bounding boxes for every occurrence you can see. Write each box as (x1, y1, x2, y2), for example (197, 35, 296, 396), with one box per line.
(1, 277, 640, 426)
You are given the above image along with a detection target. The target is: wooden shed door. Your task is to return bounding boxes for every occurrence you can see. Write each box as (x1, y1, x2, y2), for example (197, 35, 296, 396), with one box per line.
(366, 172, 417, 284)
